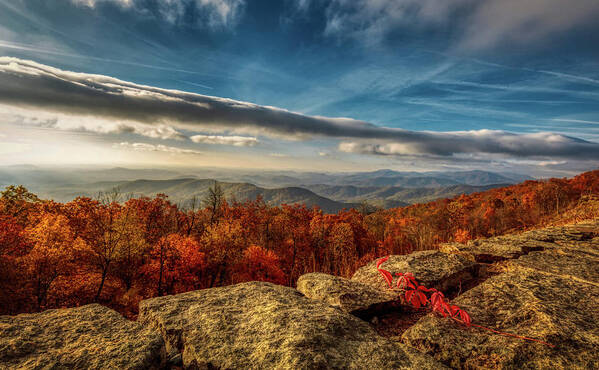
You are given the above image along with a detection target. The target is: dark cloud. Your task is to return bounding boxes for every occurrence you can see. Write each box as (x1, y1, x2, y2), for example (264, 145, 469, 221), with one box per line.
(1, 57, 599, 159)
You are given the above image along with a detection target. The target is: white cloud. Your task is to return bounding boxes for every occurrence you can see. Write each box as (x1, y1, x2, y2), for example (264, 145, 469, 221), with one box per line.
(114, 142, 202, 154)
(190, 134, 258, 146)
(1, 57, 599, 160)
(269, 153, 288, 158)
(337, 130, 599, 158)
(0, 105, 186, 140)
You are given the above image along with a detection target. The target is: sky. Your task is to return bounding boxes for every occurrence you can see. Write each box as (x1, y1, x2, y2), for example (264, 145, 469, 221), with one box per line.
(1, 0, 599, 176)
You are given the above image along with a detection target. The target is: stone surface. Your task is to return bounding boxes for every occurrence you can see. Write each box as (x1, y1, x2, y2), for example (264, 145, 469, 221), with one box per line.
(441, 220, 599, 263)
(0, 304, 165, 370)
(509, 247, 599, 284)
(139, 281, 444, 369)
(351, 250, 479, 293)
(297, 272, 402, 317)
(402, 220, 599, 369)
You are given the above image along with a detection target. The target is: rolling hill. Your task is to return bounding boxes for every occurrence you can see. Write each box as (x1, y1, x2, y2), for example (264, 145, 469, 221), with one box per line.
(31, 178, 360, 214)
(304, 183, 510, 208)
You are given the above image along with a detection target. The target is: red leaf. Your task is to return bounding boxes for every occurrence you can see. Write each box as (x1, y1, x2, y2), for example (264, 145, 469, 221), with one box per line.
(418, 291, 428, 306)
(376, 256, 389, 270)
(376, 257, 394, 288)
(431, 291, 445, 310)
(405, 289, 414, 302)
(378, 268, 394, 289)
(405, 289, 427, 309)
(449, 305, 460, 316)
(458, 309, 471, 326)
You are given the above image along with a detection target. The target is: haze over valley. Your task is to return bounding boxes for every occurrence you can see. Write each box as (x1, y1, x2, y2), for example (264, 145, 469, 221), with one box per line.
(0, 165, 532, 212)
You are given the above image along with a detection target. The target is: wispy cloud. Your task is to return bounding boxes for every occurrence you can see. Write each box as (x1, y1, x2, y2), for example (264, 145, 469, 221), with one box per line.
(295, 0, 599, 51)
(190, 134, 258, 146)
(114, 142, 202, 154)
(1, 57, 599, 160)
(553, 118, 599, 125)
(70, 0, 245, 29)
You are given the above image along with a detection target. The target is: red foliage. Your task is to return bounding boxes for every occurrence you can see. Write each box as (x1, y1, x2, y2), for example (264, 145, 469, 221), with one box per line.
(376, 257, 554, 347)
(0, 170, 597, 318)
(235, 245, 286, 285)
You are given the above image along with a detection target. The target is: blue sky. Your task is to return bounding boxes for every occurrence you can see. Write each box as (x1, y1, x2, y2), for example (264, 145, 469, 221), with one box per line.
(1, 0, 599, 175)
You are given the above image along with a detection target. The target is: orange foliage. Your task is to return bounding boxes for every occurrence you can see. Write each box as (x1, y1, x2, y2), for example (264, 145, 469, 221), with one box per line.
(0, 170, 598, 318)
(235, 245, 285, 285)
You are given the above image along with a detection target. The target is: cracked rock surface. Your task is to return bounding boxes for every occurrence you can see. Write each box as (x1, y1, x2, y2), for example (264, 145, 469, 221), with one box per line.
(0, 304, 166, 370)
(139, 281, 444, 369)
(296, 272, 402, 316)
(402, 219, 599, 369)
(351, 250, 479, 293)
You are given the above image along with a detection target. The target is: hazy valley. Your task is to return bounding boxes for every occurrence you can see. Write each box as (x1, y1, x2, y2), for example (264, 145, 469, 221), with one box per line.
(0, 166, 530, 212)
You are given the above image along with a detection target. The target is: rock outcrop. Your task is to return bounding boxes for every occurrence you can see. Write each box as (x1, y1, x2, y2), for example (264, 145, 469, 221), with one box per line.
(402, 220, 599, 369)
(296, 272, 402, 316)
(139, 281, 444, 369)
(2, 220, 597, 369)
(351, 250, 479, 293)
(0, 304, 166, 370)
(440, 220, 599, 262)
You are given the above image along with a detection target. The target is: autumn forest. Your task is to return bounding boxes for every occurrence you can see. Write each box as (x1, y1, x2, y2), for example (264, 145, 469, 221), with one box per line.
(1, 170, 598, 318)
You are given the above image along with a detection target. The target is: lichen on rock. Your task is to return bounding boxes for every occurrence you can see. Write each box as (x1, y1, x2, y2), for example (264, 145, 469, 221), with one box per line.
(0, 304, 166, 370)
(139, 281, 444, 369)
(403, 220, 599, 369)
(297, 272, 402, 317)
(351, 250, 479, 293)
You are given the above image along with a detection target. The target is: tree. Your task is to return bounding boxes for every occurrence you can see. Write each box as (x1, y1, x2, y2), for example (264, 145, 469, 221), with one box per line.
(0, 185, 40, 223)
(112, 212, 148, 291)
(203, 181, 225, 225)
(200, 220, 246, 287)
(235, 245, 285, 285)
(144, 234, 205, 295)
(24, 213, 76, 309)
(68, 198, 130, 302)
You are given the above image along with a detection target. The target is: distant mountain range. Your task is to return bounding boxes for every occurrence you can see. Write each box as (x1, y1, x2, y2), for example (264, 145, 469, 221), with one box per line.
(0, 166, 534, 213)
(36, 178, 359, 214)
(199, 169, 532, 188)
(304, 183, 509, 208)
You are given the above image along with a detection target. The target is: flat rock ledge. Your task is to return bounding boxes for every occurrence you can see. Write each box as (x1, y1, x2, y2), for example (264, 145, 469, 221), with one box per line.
(0, 304, 166, 370)
(401, 267, 599, 369)
(139, 281, 444, 369)
(297, 272, 402, 317)
(351, 250, 479, 293)
(402, 219, 599, 369)
(440, 219, 599, 262)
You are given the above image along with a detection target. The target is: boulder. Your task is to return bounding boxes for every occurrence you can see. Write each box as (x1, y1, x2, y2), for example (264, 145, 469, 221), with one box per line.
(139, 281, 444, 369)
(401, 267, 599, 369)
(351, 250, 478, 293)
(0, 304, 165, 370)
(296, 272, 402, 317)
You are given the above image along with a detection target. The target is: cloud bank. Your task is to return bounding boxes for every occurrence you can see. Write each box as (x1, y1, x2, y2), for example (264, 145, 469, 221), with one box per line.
(1, 57, 599, 159)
